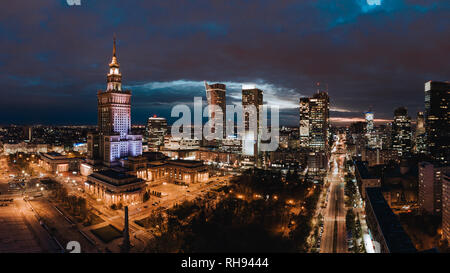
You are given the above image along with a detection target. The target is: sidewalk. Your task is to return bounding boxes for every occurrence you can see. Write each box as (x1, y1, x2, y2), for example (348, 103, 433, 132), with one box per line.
(356, 209, 375, 253)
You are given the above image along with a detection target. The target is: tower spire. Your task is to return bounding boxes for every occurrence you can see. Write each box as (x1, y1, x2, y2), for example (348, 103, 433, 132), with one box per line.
(109, 34, 119, 68)
(113, 34, 116, 57)
(107, 35, 122, 91)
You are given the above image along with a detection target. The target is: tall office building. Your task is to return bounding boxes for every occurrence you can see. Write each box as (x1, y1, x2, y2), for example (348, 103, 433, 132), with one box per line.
(365, 111, 374, 133)
(242, 85, 263, 158)
(146, 115, 168, 151)
(416, 111, 425, 135)
(309, 92, 330, 152)
(205, 82, 226, 138)
(391, 107, 412, 157)
(299, 97, 310, 148)
(379, 123, 392, 150)
(87, 37, 142, 166)
(443, 172, 450, 242)
(414, 111, 427, 154)
(23, 126, 32, 142)
(299, 90, 330, 174)
(418, 162, 450, 215)
(425, 81, 450, 164)
(365, 111, 378, 148)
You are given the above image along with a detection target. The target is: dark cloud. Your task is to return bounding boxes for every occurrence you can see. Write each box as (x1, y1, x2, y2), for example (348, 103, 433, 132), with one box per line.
(0, 0, 448, 125)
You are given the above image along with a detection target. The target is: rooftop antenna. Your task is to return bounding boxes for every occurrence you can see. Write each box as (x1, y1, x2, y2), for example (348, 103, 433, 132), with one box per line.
(316, 82, 329, 93)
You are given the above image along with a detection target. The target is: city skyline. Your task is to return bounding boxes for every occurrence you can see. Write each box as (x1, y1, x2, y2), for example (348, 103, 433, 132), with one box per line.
(0, 1, 449, 257)
(1, 1, 449, 126)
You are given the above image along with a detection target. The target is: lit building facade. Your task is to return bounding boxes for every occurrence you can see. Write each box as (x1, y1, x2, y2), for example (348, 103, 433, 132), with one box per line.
(140, 160, 209, 184)
(365, 111, 374, 133)
(205, 82, 227, 138)
(299, 91, 330, 174)
(39, 152, 79, 174)
(242, 85, 263, 160)
(379, 123, 392, 150)
(418, 161, 450, 215)
(83, 37, 145, 205)
(85, 169, 146, 206)
(309, 92, 330, 152)
(414, 111, 427, 154)
(87, 37, 142, 167)
(425, 81, 449, 164)
(443, 172, 450, 242)
(361, 148, 399, 167)
(146, 115, 167, 151)
(164, 137, 200, 151)
(299, 97, 310, 148)
(391, 107, 412, 157)
(365, 111, 378, 148)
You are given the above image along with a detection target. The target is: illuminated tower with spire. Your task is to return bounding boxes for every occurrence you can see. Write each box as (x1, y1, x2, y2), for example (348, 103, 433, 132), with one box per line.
(87, 36, 142, 167)
(107, 36, 122, 92)
(98, 36, 131, 138)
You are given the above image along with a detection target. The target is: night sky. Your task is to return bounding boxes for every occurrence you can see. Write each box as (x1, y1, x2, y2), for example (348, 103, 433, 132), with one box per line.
(1, 0, 449, 126)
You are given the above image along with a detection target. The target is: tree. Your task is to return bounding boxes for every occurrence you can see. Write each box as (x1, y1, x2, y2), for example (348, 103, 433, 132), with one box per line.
(346, 209, 355, 235)
(344, 179, 357, 207)
(78, 197, 87, 219)
(143, 191, 150, 202)
(355, 218, 362, 238)
(67, 195, 78, 214)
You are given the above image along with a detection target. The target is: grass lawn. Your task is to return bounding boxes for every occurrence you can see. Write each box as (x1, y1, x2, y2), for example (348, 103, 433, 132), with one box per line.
(134, 217, 150, 228)
(91, 225, 123, 243)
(83, 212, 104, 227)
(135, 215, 160, 229)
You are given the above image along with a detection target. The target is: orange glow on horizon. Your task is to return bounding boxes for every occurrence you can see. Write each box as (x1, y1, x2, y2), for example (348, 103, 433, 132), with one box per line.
(330, 117, 392, 124)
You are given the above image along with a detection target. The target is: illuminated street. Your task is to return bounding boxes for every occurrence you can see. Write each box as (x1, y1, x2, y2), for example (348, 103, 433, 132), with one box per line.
(320, 135, 347, 253)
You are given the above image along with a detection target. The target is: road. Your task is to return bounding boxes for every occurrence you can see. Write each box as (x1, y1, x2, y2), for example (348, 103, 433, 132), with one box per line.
(320, 135, 347, 253)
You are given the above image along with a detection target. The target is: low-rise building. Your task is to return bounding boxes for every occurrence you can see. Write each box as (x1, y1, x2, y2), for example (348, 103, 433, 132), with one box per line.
(3, 142, 64, 155)
(39, 152, 80, 174)
(365, 187, 416, 253)
(85, 169, 146, 206)
(354, 160, 381, 199)
(137, 159, 209, 185)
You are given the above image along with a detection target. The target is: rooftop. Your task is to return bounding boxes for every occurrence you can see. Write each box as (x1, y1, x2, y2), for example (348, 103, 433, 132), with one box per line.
(354, 161, 379, 179)
(366, 187, 416, 253)
(46, 151, 62, 157)
(169, 159, 204, 168)
(93, 169, 135, 180)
